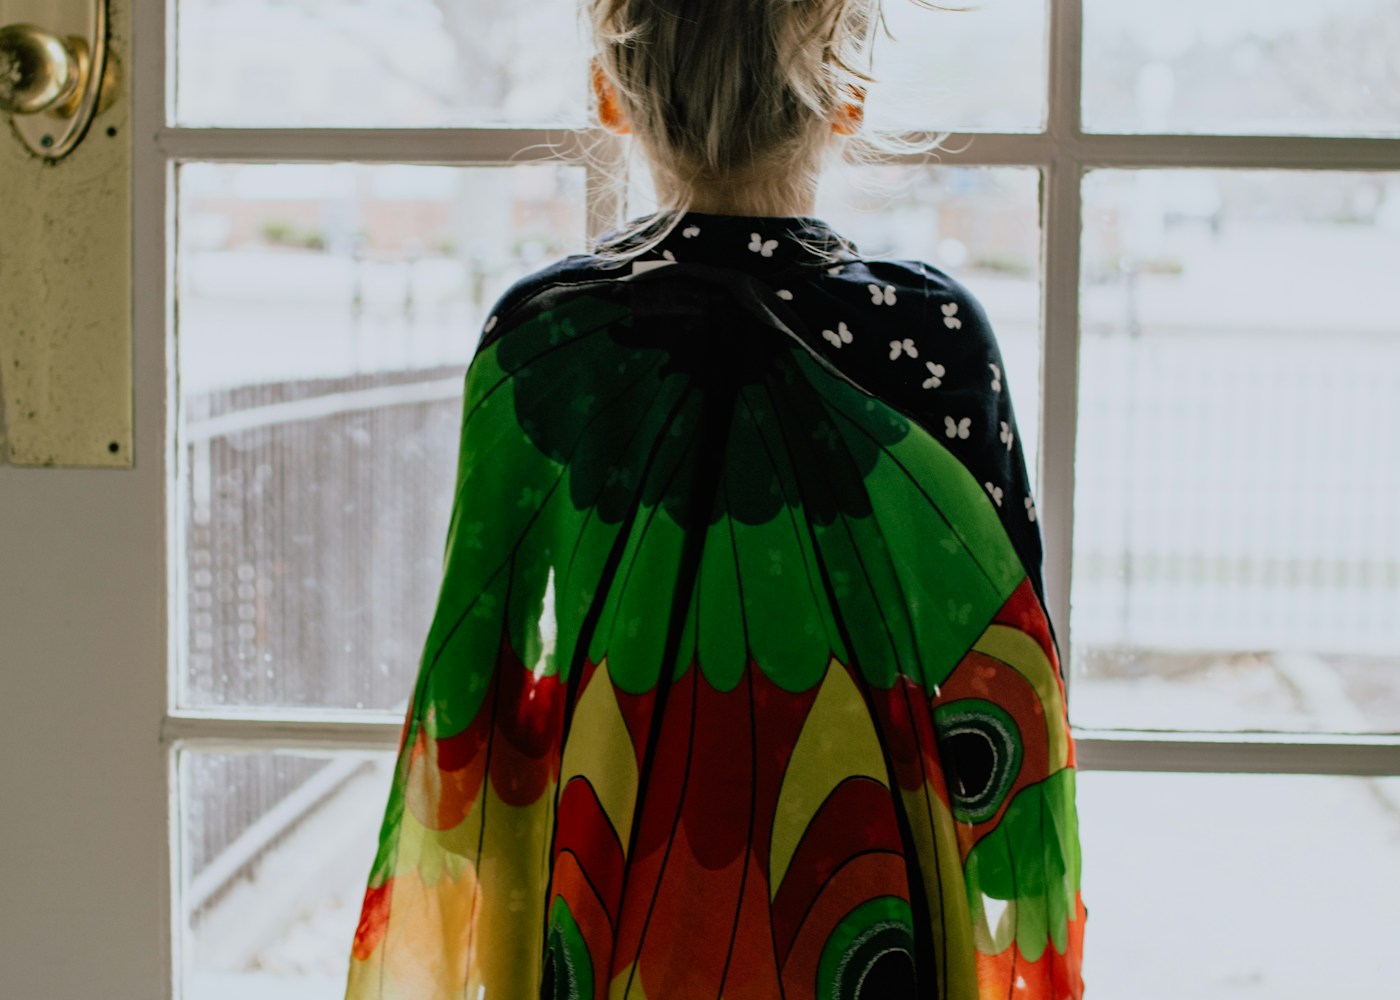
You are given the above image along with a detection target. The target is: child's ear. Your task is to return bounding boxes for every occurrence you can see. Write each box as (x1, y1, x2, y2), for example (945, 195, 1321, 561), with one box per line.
(832, 85, 867, 136)
(591, 61, 632, 135)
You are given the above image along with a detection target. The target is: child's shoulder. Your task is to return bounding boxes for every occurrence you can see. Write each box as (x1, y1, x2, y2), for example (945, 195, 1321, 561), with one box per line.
(795, 254, 998, 350)
(817, 253, 991, 308)
(481, 253, 628, 331)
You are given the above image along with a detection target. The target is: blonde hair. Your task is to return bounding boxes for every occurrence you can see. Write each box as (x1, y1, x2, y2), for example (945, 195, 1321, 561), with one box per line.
(588, 0, 915, 255)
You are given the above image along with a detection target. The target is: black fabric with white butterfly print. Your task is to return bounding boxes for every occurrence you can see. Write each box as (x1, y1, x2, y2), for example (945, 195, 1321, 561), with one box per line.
(483, 211, 1047, 610)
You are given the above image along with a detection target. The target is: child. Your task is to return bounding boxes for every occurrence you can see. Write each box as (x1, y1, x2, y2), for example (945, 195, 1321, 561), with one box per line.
(345, 2, 1085, 997)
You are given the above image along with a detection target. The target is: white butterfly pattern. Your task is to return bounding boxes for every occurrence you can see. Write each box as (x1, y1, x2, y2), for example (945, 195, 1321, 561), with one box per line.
(776, 289, 794, 301)
(822, 322, 854, 348)
(989, 363, 1002, 392)
(1025, 496, 1038, 523)
(749, 233, 778, 257)
(682, 225, 701, 238)
(999, 420, 1014, 451)
(869, 283, 898, 306)
(942, 302, 962, 329)
(888, 338, 918, 360)
(944, 416, 971, 439)
(662, 249, 677, 262)
(985, 482, 1004, 507)
(922, 362, 945, 389)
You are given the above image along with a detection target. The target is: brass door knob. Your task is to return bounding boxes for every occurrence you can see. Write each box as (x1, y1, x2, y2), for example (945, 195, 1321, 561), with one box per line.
(0, 1, 115, 160)
(0, 24, 88, 117)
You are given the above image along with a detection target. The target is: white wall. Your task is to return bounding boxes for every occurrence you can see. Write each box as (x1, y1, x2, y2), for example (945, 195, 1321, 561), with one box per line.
(0, 463, 168, 996)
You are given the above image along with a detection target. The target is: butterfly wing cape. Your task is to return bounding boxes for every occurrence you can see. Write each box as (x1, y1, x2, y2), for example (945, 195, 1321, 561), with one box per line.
(345, 264, 1085, 1000)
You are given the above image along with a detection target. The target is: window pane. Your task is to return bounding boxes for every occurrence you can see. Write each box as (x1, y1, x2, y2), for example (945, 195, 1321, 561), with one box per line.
(177, 162, 586, 711)
(867, 0, 1048, 132)
(1073, 170, 1400, 733)
(815, 165, 1044, 487)
(176, 0, 588, 127)
(1079, 772, 1400, 997)
(1084, 0, 1400, 136)
(178, 749, 392, 1000)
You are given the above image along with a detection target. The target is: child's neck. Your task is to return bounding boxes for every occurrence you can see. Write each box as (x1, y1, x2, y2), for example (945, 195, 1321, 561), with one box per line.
(682, 186, 817, 218)
(651, 162, 819, 219)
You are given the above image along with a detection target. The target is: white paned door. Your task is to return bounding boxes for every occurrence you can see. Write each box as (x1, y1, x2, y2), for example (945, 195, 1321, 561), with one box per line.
(3, 0, 1398, 998)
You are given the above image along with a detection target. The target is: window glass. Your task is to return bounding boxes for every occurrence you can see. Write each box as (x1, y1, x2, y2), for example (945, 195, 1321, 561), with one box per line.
(175, 0, 589, 126)
(1074, 169, 1400, 733)
(179, 750, 393, 1000)
(177, 162, 586, 710)
(867, 0, 1048, 132)
(1083, 0, 1400, 136)
(1079, 771, 1400, 998)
